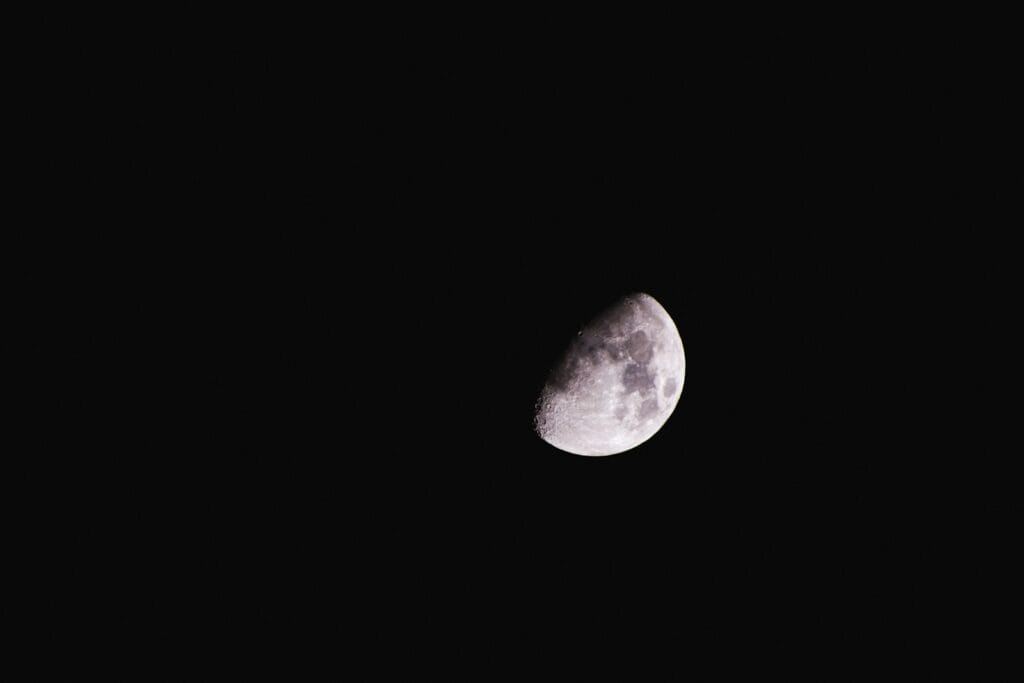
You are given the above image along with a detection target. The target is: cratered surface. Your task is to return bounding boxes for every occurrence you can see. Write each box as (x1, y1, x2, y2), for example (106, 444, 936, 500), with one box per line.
(534, 292, 685, 456)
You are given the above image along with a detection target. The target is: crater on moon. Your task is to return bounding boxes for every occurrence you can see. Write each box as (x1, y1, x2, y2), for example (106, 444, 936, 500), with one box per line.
(626, 330, 653, 363)
(621, 362, 655, 393)
(639, 397, 660, 420)
(534, 292, 686, 457)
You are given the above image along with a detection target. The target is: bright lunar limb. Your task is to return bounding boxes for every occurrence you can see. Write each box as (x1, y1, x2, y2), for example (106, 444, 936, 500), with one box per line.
(534, 292, 685, 456)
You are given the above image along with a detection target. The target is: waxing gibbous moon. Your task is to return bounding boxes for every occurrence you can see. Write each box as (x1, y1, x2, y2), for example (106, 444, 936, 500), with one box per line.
(534, 292, 685, 456)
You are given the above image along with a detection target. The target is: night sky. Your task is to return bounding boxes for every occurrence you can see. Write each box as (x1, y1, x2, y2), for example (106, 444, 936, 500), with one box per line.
(231, 38, 1016, 663)
(67, 24, 1019, 672)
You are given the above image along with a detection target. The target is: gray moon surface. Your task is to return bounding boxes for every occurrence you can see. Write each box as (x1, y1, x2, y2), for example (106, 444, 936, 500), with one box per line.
(534, 292, 685, 456)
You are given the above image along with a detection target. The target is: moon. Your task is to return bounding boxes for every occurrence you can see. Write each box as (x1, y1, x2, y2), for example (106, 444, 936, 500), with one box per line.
(534, 292, 685, 456)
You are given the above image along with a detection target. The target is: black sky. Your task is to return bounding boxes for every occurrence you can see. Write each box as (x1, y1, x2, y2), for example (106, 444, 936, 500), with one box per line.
(210, 34, 1016, 657)
(73, 24, 1021, 671)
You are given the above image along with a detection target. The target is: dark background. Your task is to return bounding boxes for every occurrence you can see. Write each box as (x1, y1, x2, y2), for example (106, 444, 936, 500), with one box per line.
(241, 35, 1018, 660)
(48, 22, 1020, 671)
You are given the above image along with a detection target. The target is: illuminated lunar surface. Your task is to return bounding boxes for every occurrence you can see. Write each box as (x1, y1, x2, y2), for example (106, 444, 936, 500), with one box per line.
(534, 292, 685, 456)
